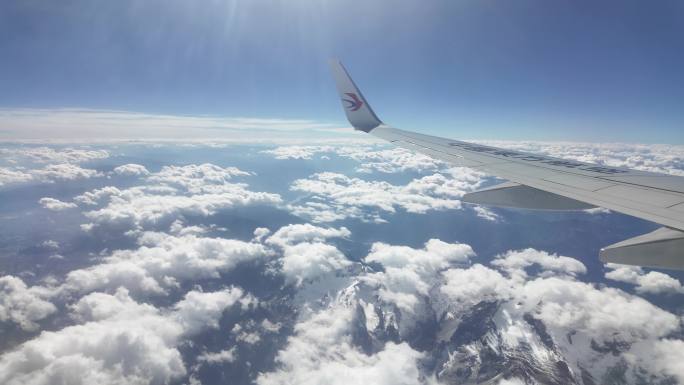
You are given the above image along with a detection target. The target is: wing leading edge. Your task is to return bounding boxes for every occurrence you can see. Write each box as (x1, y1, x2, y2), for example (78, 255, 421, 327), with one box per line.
(329, 60, 684, 270)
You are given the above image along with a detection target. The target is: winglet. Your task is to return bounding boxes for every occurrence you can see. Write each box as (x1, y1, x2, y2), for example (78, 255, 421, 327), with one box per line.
(329, 60, 383, 132)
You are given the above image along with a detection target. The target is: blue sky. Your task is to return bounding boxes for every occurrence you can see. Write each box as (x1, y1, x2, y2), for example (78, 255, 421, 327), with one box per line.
(1, 0, 683, 143)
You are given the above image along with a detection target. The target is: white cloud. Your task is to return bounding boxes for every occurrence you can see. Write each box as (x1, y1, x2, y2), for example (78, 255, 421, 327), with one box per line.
(335, 146, 447, 174)
(0, 288, 185, 385)
(0, 146, 109, 164)
(265, 223, 350, 247)
(256, 304, 428, 385)
(38, 197, 77, 211)
(1, 164, 102, 188)
(262, 145, 446, 174)
(261, 145, 334, 160)
(496, 379, 526, 385)
(278, 242, 352, 286)
(0, 108, 357, 142)
(265, 224, 352, 285)
(33, 164, 102, 181)
(0, 276, 57, 331)
(517, 277, 678, 341)
(232, 323, 262, 345)
(626, 339, 684, 383)
(0, 287, 249, 385)
(605, 263, 684, 295)
(41, 240, 60, 249)
(440, 264, 513, 307)
(491, 248, 587, 279)
(366, 239, 473, 271)
(83, 186, 279, 230)
(252, 227, 271, 242)
(73, 186, 123, 206)
(289, 168, 484, 223)
(229, 318, 280, 347)
(471, 205, 500, 222)
(196, 348, 236, 365)
(147, 163, 250, 192)
(261, 318, 281, 333)
(112, 163, 149, 176)
(62, 231, 272, 296)
(173, 287, 255, 335)
(0, 168, 34, 187)
(81, 164, 282, 231)
(362, 239, 474, 317)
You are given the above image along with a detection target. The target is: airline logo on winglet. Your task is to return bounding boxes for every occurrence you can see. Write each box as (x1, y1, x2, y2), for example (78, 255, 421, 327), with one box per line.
(343, 93, 364, 111)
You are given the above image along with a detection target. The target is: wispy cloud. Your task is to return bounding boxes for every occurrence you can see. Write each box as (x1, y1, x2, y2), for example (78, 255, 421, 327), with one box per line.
(0, 108, 367, 143)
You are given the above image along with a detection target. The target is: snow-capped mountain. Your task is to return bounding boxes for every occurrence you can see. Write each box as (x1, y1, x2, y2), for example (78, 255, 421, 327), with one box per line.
(317, 273, 678, 385)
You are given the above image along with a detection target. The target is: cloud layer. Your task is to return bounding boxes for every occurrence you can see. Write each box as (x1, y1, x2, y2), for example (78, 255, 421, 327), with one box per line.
(289, 168, 484, 223)
(78, 164, 282, 231)
(0, 287, 252, 385)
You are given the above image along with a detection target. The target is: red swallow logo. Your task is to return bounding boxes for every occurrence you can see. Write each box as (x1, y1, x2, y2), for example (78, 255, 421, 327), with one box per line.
(342, 93, 364, 111)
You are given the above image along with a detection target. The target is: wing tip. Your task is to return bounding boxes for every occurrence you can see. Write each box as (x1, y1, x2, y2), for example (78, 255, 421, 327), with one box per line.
(328, 60, 383, 132)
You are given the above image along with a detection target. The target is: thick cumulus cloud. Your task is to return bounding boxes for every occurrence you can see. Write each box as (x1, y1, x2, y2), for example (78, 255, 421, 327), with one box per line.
(0, 287, 250, 385)
(289, 168, 484, 223)
(256, 304, 429, 385)
(264, 224, 352, 285)
(112, 163, 149, 177)
(626, 339, 684, 383)
(491, 248, 587, 279)
(146, 163, 250, 191)
(360, 239, 474, 334)
(54, 223, 352, 298)
(79, 164, 281, 231)
(516, 278, 678, 339)
(478, 141, 684, 176)
(0, 221, 354, 384)
(439, 264, 512, 311)
(38, 197, 77, 211)
(173, 287, 255, 335)
(62, 231, 272, 296)
(0, 276, 57, 331)
(335, 146, 447, 174)
(74, 186, 123, 206)
(436, 250, 678, 343)
(605, 263, 684, 294)
(264, 223, 350, 248)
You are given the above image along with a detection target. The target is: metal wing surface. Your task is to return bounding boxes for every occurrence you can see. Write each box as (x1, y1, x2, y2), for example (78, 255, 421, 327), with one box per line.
(329, 60, 684, 270)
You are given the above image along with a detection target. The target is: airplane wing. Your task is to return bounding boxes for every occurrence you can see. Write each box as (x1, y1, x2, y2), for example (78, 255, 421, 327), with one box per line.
(329, 60, 684, 270)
